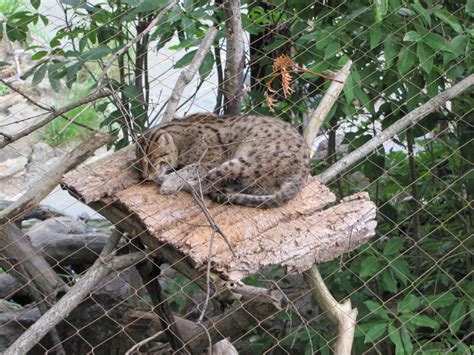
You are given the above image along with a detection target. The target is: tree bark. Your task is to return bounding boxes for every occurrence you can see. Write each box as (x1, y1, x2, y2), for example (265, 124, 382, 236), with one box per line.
(222, 0, 245, 115)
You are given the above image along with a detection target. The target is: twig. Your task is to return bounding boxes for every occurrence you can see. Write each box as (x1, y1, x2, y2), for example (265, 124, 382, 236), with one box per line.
(3, 237, 144, 355)
(0, 78, 51, 111)
(125, 330, 166, 355)
(0, 132, 112, 224)
(222, 0, 245, 114)
(198, 228, 216, 324)
(97, 0, 179, 88)
(0, 79, 96, 132)
(303, 60, 352, 146)
(162, 26, 218, 122)
(190, 189, 236, 256)
(317, 74, 474, 184)
(213, 43, 224, 115)
(304, 265, 357, 355)
(0, 89, 111, 149)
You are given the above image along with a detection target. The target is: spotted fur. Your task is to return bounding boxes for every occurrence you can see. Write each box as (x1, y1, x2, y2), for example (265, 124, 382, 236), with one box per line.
(135, 113, 310, 208)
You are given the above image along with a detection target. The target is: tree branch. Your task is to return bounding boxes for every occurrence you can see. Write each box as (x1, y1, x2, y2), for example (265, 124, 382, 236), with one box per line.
(317, 73, 474, 184)
(0, 90, 111, 149)
(97, 0, 179, 88)
(303, 60, 352, 146)
(162, 26, 218, 122)
(222, 0, 245, 115)
(3, 233, 145, 355)
(304, 265, 357, 355)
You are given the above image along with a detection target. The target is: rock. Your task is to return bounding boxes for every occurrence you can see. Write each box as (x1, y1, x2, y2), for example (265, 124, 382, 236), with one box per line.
(0, 157, 28, 179)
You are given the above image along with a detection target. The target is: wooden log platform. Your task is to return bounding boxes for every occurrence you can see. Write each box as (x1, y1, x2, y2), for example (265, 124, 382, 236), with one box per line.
(61, 145, 377, 282)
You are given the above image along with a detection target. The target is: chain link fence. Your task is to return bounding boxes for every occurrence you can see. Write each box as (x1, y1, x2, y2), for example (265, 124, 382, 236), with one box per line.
(0, 0, 472, 353)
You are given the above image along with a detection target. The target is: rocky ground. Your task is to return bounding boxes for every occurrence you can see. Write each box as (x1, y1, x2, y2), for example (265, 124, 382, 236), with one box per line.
(0, 73, 107, 219)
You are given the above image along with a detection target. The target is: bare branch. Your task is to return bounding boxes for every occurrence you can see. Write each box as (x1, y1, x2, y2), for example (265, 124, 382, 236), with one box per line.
(97, 0, 179, 88)
(125, 330, 166, 355)
(303, 60, 352, 146)
(304, 265, 357, 355)
(0, 132, 112, 224)
(162, 26, 218, 122)
(0, 78, 51, 111)
(3, 236, 145, 355)
(317, 73, 474, 184)
(0, 89, 111, 149)
(222, 0, 245, 115)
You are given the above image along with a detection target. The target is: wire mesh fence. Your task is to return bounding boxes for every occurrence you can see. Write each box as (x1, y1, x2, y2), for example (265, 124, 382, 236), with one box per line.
(0, 0, 472, 354)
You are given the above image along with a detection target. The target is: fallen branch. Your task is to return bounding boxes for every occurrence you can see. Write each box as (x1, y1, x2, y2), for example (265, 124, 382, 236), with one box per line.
(222, 0, 245, 114)
(0, 222, 68, 303)
(317, 73, 474, 184)
(0, 132, 111, 224)
(162, 26, 218, 122)
(3, 231, 145, 355)
(304, 265, 357, 355)
(97, 0, 179, 88)
(303, 60, 352, 145)
(0, 90, 111, 149)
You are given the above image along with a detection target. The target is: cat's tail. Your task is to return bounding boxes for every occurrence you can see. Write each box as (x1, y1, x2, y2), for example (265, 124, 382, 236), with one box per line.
(208, 174, 308, 208)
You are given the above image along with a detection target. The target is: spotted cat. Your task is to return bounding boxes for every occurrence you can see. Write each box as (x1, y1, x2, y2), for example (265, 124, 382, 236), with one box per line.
(135, 113, 310, 208)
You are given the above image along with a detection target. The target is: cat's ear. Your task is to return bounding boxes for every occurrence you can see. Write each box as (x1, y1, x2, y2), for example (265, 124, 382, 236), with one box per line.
(157, 133, 174, 147)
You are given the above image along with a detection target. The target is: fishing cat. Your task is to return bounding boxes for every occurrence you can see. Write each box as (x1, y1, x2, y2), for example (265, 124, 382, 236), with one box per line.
(135, 113, 310, 208)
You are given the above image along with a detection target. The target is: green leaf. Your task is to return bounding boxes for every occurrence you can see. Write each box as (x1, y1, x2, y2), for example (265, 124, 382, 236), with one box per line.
(411, 0, 430, 26)
(383, 238, 403, 256)
(410, 314, 439, 329)
(30, 0, 41, 10)
(448, 35, 468, 58)
(381, 271, 398, 293)
(31, 63, 47, 86)
(343, 74, 354, 104)
(449, 301, 466, 333)
(79, 44, 110, 62)
(397, 47, 416, 75)
(175, 49, 198, 68)
(425, 293, 456, 308)
(424, 33, 448, 51)
(373, 0, 388, 22)
(387, 325, 404, 355)
(370, 25, 383, 49)
(397, 294, 420, 313)
(324, 41, 340, 60)
(66, 64, 80, 88)
(31, 50, 48, 61)
(400, 328, 413, 353)
(364, 300, 390, 320)
(122, 84, 140, 100)
(354, 87, 373, 112)
(364, 324, 386, 343)
(199, 52, 214, 80)
(0, 61, 9, 67)
(403, 31, 422, 42)
(416, 42, 433, 74)
(434, 9, 463, 33)
(364, 153, 385, 181)
(384, 37, 397, 68)
(360, 256, 381, 279)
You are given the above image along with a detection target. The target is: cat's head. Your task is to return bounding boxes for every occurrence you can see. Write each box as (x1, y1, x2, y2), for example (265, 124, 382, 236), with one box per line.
(135, 132, 178, 181)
